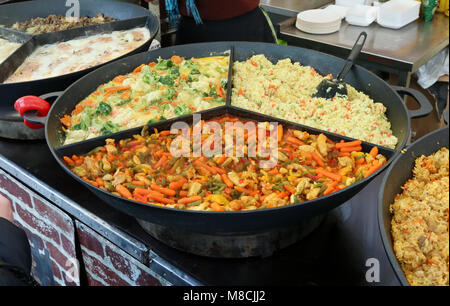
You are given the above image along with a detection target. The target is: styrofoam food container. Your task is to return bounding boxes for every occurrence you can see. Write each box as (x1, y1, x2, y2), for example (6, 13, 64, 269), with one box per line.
(345, 5, 378, 26)
(324, 5, 349, 19)
(377, 0, 420, 29)
(335, 0, 374, 7)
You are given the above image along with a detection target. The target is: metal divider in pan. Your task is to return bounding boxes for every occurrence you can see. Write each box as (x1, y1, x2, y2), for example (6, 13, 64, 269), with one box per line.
(0, 27, 31, 44)
(55, 105, 395, 171)
(46, 43, 234, 149)
(54, 106, 230, 157)
(227, 106, 395, 155)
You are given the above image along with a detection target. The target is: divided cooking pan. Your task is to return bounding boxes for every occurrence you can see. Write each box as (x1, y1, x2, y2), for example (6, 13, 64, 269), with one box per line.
(16, 42, 433, 234)
(378, 126, 449, 286)
(0, 0, 159, 138)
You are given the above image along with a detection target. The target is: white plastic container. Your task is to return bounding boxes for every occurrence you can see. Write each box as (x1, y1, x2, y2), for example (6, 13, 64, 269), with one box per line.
(345, 5, 378, 26)
(335, 0, 374, 7)
(377, 0, 420, 29)
(324, 5, 350, 19)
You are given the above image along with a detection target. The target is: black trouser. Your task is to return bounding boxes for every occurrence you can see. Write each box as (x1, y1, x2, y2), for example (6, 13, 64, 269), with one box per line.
(0, 217, 37, 286)
(175, 7, 275, 45)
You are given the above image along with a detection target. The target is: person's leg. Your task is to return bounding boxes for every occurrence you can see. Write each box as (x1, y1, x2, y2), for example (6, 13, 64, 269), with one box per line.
(0, 194, 34, 285)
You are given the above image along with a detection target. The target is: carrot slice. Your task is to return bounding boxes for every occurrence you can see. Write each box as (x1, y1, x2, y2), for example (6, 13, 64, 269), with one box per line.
(340, 146, 362, 153)
(116, 184, 132, 199)
(150, 184, 176, 197)
(60, 115, 72, 127)
(221, 173, 234, 188)
(311, 152, 325, 167)
(169, 178, 188, 190)
(277, 125, 283, 143)
(335, 140, 362, 149)
(369, 146, 379, 158)
(315, 168, 342, 182)
(178, 196, 202, 204)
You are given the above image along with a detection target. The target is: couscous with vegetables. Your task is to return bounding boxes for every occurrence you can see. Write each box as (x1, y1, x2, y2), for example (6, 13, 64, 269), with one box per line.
(231, 54, 398, 149)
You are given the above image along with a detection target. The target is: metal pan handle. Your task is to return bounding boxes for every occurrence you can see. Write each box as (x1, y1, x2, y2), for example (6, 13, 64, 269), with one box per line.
(391, 85, 433, 119)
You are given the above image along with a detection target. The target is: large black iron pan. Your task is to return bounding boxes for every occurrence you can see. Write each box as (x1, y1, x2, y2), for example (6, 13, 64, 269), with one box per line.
(378, 126, 449, 286)
(21, 42, 433, 234)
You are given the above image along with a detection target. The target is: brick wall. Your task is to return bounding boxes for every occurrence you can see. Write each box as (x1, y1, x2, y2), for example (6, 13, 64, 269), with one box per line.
(0, 169, 79, 286)
(76, 221, 169, 286)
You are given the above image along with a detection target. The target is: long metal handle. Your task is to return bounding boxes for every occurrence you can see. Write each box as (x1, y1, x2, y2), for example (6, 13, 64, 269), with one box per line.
(337, 32, 367, 81)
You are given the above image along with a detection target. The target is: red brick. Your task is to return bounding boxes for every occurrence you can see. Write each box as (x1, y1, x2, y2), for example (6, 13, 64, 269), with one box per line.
(135, 268, 161, 286)
(60, 234, 76, 259)
(82, 251, 131, 286)
(0, 173, 33, 208)
(33, 197, 73, 236)
(104, 245, 161, 286)
(15, 204, 61, 246)
(105, 245, 131, 275)
(50, 259, 62, 281)
(45, 241, 71, 270)
(76, 225, 105, 258)
(86, 276, 105, 286)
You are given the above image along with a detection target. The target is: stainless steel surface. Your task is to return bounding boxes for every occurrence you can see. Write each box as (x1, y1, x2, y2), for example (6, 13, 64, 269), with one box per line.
(279, 14, 449, 72)
(137, 215, 325, 258)
(260, 0, 333, 17)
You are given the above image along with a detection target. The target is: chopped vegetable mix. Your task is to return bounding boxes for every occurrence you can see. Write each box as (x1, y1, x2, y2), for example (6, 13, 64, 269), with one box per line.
(61, 55, 229, 145)
(63, 116, 387, 211)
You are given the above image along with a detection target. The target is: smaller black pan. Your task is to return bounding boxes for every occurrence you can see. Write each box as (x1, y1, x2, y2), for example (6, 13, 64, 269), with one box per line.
(378, 126, 449, 286)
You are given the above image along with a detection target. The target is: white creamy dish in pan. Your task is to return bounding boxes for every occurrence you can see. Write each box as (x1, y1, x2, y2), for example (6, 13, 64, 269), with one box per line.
(4, 27, 150, 83)
(0, 37, 21, 64)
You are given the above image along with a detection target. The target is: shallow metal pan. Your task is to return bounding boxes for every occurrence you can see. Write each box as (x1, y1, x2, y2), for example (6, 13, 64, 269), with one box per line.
(0, 15, 159, 134)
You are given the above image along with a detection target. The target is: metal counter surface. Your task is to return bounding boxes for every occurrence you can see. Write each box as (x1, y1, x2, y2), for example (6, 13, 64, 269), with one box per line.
(260, 0, 333, 17)
(0, 136, 401, 286)
(278, 14, 449, 87)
